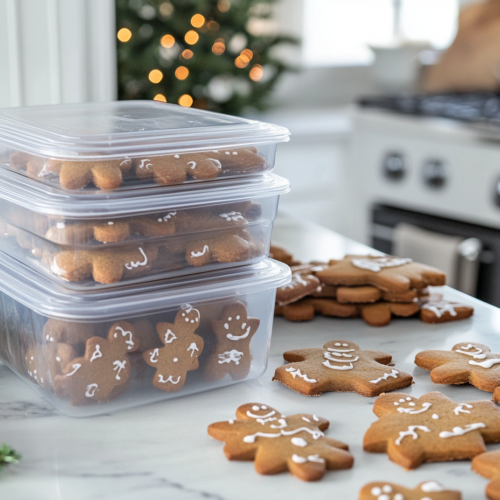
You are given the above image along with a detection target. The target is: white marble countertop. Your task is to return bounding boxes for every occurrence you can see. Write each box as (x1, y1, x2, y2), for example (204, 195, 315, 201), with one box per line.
(1, 214, 499, 499)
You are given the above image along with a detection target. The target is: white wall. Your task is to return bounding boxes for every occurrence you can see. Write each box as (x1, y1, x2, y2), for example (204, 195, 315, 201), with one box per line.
(0, 0, 117, 108)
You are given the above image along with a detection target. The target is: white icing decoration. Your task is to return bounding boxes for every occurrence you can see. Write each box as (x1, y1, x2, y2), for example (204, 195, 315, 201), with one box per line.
(262, 406, 267, 410)
(432, 414, 439, 419)
(302, 417, 311, 422)
(371, 487, 382, 496)
(66, 363, 81, 376)
(327, 348, 355, 353)
(382, 485, 392, 493)
(323, 360, 355, 370)
(408, 402, 415, 406)
(138, 159, 153, 170)
(352, 257, 412, 272)
(291, 454, 325, 464)
(219, 211, 244, 222)
(173, 358, 178, 362)
(397, 402, 432, 414)
(370, 369, 399, 384)
(108, 221, 114, 225)
(114, 326, 135, 350)
(286, 367, 317, 383)
(440, 423, 485, 438)
(158, 374, 181, 384)
(85, 383, 98, 397)
(158, 211, 177, 223)
(226, 326, 251, 341)
(90, 345, 102, 362)
(207, 158, 221, 170)
(313, 415, 319, 422)
(113, 360, 126, 380)
(191, 245, 209, 258)
(406, 397, 411, 401)
(455, 344, 487, 359)
(453, 403, 473, 415)
(322, 350, 359, 370)
(243, 427, 324, 444)
(470, 358, 500, 368)
(420, 481, 445, 492)
(395, 425, 431, 445)
(334, 343, 341, 346)
(56, 222, 65, 229)
(55, 356, 61, 362)
(422, 300, 466, 318)
(218, 350, 243, 365)
(229, 420, 234, 424)
(164, 330, 177, 344)
(269, 419, 287, 429)
(282, 273, 309, 290)
(187, 342, 199, 357)
(247, 410, 276, 419)
(291, 437, 307, 447)
(187, 161, 196, 169)
(124, 247, 148, 270)
(120, 158, 131, 167)
(394, 495, 404, 500)
(174, 154, 180, 159)
(149, 348, 159, 363)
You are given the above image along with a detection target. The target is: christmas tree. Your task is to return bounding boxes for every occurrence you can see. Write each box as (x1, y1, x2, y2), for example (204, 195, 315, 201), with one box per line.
(116, 0, 298, 115)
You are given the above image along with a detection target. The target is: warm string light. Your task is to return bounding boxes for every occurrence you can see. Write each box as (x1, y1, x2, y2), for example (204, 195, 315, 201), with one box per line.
(185, 30, 199, 45)
(178, 94, 193, 107)
(117, 28, 132, 42)
(161, 34, 175, 48)
(207, 20, 219, 31)
(175, 66, 189, 80)
(235, 49, 253, 68)
(212, 38, 225, 55)
(149, 69, 163, 83)
(154, 94, 167, 102)
(191, 14, 205, 28)
(218, 0, 230, 12)
(249, 64, 263, 81)
(181, 49, 193, 59)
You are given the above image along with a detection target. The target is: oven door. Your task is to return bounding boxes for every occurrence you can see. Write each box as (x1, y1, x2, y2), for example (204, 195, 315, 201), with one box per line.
(371, 203, 500, 306)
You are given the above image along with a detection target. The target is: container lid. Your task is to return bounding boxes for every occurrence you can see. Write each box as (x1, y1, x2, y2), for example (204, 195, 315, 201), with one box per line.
(0, 171, 289, 217)
(0, 253, 290, 320)
(0, 101, 290, 159)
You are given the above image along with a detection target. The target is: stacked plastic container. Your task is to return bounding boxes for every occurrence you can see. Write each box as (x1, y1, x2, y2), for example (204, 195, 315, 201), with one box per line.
(0, 101, 291, 416)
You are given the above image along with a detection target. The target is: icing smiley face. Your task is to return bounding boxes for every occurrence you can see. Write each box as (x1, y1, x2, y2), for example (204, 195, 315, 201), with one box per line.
(180, 304, 201, 325)
(203, 302, 260, 382)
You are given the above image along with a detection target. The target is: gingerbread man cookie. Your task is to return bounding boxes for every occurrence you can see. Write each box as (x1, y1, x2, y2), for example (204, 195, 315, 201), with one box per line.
(361, 301, 420, 327)
(415, 342, 500, 401)
(273, 340, 412, 397)
(275, 298, 359, 322)
(420, 298, 474, 323)
(185, 233, 251, 267)
(45, 219, 131, 245)
(25, 342, 77, 390)
(359, 481, 462, 500)
(53, 321, 137, 405)
(276, 271, 321, 306)
(42, 319, 97, 348)
(316, 255, 446, 292)
(337, 286, 426, 304)
(203, 302, 260, 382)
(143, 305, 204, 392)
(12, 153, 133, 190)
(472, 450, 500, 500)
(48, 245, 159, 284)
(269, 244, 301, 266)
(363, 391, 500, 469)
(208, 402, 353, 481)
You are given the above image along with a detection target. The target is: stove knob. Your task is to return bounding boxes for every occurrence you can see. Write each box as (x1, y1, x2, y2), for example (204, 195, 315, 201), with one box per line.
(383, 153, 405, 180)
(423, 159, 446, 188)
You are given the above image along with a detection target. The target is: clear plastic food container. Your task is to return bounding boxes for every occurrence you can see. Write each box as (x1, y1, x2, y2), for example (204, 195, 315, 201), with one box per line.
(0, 101, 289, 192)
(0, 172, 289, 289)
(0, 252, 290, 417)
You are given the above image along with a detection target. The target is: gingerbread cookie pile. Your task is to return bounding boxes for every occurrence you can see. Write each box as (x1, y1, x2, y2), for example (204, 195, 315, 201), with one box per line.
(272, 248, 474, 326)
(23, 301, 261, 406)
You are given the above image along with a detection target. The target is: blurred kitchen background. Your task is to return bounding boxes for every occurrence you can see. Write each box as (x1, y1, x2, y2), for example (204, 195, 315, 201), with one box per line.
(2, 0, 500, 305)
